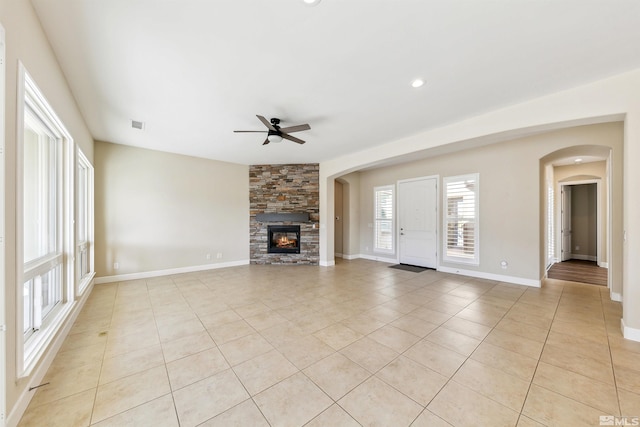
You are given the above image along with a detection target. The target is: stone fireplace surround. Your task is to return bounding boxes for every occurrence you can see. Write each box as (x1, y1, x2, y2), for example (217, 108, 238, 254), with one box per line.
(249, 164, 319, 265)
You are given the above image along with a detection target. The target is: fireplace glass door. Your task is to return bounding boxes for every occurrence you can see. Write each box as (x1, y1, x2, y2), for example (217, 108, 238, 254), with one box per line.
(268, 225, 301, 254)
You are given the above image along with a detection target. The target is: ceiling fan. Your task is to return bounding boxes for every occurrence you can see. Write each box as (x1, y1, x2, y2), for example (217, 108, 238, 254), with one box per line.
(234, 115, 311, 145)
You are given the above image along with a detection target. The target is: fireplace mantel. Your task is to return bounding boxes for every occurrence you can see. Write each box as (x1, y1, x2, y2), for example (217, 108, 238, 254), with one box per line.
(255, 212, 310, 222)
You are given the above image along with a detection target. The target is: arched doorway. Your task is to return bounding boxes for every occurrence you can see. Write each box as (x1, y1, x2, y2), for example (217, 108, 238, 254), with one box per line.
(540, 145, 620, 299)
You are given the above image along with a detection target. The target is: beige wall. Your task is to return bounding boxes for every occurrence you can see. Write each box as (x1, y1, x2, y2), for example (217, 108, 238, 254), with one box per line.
(94, 141, 249, 276)
(337, 172, 361, 257)
(355, 123, 622, 283)
(1, 0, 96, 420)
(334, 181, 344, 255)
(570, 183, 597, 258)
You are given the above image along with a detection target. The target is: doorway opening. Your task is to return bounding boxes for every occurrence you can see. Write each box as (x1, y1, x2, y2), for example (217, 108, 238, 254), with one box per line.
(551, 180, 607, 286)
(543, 148, 612, 291)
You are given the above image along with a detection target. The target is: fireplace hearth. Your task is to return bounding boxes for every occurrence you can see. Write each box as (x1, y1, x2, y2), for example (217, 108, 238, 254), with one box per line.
(268, 225, 301, 254)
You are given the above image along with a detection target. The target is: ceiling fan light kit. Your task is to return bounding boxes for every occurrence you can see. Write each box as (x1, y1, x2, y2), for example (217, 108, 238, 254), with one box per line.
(268, 133, 283, 143)
(234, 115, 311, 145)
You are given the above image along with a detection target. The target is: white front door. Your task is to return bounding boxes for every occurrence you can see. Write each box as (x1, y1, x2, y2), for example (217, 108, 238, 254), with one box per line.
(561, 185, 572, 261)
(398, 177, 437, 268)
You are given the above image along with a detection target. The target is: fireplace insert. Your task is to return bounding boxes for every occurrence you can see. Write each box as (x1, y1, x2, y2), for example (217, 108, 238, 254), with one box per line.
(268, 225, 301, 254)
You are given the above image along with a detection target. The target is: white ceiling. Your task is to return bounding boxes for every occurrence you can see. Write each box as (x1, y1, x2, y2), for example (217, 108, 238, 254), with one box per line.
(30, 0, 640, 166)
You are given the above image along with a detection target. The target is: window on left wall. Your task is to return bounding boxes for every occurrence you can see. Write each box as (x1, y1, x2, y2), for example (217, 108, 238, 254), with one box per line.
(76, 149, 94, 294)
(18, 64, 76, 376)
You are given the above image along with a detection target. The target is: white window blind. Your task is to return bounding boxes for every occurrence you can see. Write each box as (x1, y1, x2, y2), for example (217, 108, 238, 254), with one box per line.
(443, 174, 479, 264)
(374, 185, 394, 253)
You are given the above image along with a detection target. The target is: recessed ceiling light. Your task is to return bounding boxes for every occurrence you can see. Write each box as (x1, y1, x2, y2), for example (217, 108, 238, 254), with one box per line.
(574, 158, 583, 163)
(411, 78, 425, 88)
(303, 0, 321, 5)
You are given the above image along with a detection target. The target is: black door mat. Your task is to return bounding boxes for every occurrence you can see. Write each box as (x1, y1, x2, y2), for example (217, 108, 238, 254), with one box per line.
(389, 264, 433, 273)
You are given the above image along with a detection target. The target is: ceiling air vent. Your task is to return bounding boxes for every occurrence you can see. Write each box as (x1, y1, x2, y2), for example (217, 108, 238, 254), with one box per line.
(131, 120, 145, 130)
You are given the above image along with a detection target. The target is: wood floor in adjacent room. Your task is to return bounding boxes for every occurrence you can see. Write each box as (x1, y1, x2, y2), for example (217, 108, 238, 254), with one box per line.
(547, 259, 608, 286)
(18, 259, 637, 426)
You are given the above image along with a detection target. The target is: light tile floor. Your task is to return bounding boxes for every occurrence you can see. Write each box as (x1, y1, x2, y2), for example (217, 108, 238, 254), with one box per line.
(18, 259, 640, 426)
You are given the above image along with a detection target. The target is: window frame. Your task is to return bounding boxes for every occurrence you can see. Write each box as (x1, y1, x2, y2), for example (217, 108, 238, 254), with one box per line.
(16, 63, 76, 377)
(442, 173, 479, 265)
(373, 185, 394, 254)
(76, 148, 94, 294)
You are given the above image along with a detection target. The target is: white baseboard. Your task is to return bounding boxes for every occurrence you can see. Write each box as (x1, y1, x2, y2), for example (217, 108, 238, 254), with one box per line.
(7, 279, 96, 427)
(334, 253, 343, 258)
(437, 266, 541, 288)
(599, 262, 609, 268)
(610, 292, 622, 302)
(320, 260, 335, 267)
(95, 260, 250, 284)
(621, 318, 640, 342)
(341, 254, 361, 260)
(358, 254, 398, 264)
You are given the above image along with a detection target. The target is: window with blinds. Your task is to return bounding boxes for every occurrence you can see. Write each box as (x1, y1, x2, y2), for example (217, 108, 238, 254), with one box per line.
(374, 185, 394, 253)
(443, 174, 479, 264)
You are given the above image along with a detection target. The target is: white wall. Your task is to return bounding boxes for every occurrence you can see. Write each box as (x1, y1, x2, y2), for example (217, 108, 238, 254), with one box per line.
(320, 68, 640, 340)
(1, 0, 95, 421)
(94, 141, 249, 278)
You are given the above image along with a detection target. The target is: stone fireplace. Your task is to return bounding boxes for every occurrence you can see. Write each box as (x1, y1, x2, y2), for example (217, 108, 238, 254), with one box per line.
(249, 164, 319, 265)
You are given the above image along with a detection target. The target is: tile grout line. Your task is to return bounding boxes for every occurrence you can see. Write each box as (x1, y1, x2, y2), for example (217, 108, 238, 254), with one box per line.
(378, 278, 527, 425)
(88, 280, 122, 426)
(511, 283, 562, 427)
(601, 287, 624, 418)
(519, 282, 621, 424)
(428, 281, 531, 424)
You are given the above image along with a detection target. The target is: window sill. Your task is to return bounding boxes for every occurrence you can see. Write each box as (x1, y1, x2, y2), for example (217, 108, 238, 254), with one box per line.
(20, 300, 75, 378)
(78, 271, 96, 295)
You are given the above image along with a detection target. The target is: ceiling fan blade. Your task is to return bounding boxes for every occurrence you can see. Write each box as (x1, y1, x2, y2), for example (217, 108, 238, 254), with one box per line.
(282, 133, 305, 144)
(279, 124, 310, 133)
(233, 130, 267, 133)
(262, 138, 270, 145)
(257, 115, 277, 131)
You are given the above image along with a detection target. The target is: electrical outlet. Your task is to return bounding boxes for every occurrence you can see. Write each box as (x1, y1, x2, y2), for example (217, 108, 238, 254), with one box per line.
(113, 262, 119, 270)
(216, 252, 223, 259)
(575, 245, 580, 251)
(500, 260, 508, 269)
(206, 253, 211, 260)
